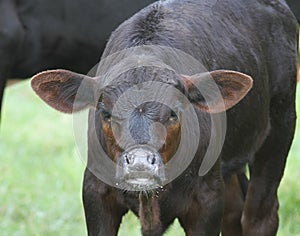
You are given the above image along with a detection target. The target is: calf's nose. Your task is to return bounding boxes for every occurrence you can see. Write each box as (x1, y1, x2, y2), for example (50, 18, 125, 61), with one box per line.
(122, 148, 160, 171)
(116, 146, 166, 186)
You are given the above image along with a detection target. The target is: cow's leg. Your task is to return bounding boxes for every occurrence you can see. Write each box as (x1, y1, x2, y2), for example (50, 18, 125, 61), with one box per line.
(221, 174, 245, 236)
(241, 92, 296, 236)
(82, 169, 128, 236)
(0, 0, 24, 119)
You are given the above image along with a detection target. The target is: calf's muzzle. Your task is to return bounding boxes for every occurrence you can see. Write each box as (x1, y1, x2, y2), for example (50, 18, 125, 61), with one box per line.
(116, 146, 165, 190)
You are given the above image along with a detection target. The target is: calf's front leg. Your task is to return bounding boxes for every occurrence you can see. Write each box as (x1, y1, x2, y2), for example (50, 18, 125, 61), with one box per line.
(82, 169, 128, 236)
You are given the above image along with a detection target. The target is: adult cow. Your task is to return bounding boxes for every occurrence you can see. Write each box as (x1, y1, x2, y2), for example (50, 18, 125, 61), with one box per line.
(0, 0, 155, 119)
(31, 0, 298, 235)
(286, 0, 300, 81)
(286, 0, 300, 23)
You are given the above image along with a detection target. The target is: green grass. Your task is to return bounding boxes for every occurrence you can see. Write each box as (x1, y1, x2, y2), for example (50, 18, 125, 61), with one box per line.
(0, 81, 299, 235)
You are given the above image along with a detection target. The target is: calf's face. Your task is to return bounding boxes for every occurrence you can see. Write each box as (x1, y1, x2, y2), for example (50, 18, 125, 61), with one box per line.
(93, 68, 185, 190)
(31, 67, 252, 191)
(98, 101, 180, 189)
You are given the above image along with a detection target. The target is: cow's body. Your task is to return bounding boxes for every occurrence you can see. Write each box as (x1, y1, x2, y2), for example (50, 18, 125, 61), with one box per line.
(31, 0, 298, 235)
(0, 0, 155, 116)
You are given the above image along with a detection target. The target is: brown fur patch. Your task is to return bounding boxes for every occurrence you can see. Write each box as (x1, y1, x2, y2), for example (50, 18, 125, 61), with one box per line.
(100, 118, 123, 162)
(160, 120, 181, 163)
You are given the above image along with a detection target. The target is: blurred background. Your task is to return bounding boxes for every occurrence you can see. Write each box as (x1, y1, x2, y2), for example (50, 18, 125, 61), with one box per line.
(0, 1, 299, 234)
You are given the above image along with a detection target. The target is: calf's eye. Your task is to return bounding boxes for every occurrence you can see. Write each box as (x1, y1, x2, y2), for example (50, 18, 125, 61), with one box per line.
(102, 110, 112, 122)
(169, 110, 178, 122)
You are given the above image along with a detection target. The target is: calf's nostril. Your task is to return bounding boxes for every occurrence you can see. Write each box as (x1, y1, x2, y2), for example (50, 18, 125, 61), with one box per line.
(124, 153, 133, 164)
(147, 154, 156, 165)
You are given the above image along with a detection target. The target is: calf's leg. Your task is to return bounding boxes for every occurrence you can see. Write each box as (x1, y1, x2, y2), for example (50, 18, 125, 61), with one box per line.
(83, 169, 128, 236)
(242, 93, 296, 236)
(221, 174, 245, 236)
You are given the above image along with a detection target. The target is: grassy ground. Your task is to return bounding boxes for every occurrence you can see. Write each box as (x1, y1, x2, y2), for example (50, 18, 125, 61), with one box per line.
(0, 81, 299, 235)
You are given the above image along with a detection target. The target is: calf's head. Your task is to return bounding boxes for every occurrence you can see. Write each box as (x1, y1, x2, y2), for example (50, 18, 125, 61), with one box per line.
(31, 67, 252, 191)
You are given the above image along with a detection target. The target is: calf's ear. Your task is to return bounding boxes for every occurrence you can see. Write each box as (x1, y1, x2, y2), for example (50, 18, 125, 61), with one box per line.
(181, 70, 253, 113)
(31, 69, 98, 113)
